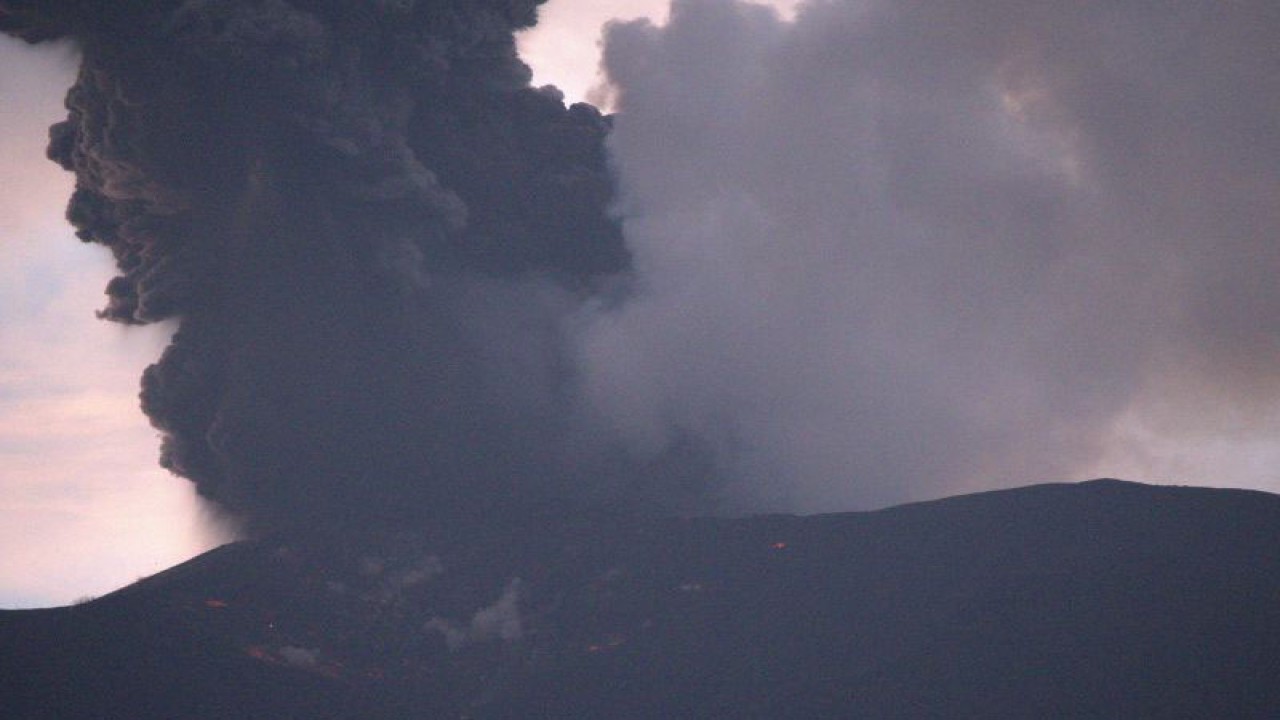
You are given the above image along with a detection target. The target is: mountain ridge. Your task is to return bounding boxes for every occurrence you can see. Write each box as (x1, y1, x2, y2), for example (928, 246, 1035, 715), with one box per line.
(4, 479, 1279, 718)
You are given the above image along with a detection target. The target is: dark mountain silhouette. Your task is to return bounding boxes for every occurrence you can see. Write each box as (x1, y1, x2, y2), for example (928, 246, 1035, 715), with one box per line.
(4, 478, 1280, 718)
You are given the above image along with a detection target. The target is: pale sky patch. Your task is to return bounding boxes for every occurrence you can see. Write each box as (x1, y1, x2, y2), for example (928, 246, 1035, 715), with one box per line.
(0, 36, 225, 608)
(520, 0, 803, 104)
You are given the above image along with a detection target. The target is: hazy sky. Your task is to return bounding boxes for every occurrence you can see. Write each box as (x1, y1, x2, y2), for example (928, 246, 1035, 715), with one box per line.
(3, 0, 1279, 607)
(0, 38, 227, 608)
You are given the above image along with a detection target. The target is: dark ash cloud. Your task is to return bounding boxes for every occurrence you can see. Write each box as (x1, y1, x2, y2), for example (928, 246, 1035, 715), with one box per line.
(2, 0, 680, 532)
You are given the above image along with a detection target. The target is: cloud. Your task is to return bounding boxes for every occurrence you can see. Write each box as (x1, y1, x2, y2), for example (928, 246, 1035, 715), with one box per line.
(574, 0, 1280, 510)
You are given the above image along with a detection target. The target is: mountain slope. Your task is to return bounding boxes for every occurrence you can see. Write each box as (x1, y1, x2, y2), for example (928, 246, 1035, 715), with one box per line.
(4, 479, 1280, 718)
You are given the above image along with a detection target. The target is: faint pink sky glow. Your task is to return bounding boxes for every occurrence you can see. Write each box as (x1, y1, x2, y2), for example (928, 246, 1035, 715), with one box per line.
(0, 38, 227, 608)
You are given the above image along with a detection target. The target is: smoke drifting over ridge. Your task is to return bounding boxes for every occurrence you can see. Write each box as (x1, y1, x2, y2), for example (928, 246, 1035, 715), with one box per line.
(579, 0, 1280, 510)
(5, 0, 1280, 529)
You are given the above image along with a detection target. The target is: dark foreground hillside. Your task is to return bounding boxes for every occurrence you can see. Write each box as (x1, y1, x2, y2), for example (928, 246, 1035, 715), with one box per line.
(4, 479, 1280, 718)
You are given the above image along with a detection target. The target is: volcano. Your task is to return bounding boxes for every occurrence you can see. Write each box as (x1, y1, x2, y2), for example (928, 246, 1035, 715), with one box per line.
(4, 479, 1280, 718)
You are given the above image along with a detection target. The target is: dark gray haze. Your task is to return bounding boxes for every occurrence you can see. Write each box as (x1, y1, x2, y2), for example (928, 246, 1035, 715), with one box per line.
(2, 0, 1278, 528)
(575, 0, 1280, 511)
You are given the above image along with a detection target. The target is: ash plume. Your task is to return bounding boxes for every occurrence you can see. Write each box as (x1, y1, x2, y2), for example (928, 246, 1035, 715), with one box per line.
(1, 0, 669, 532)
(8, 0, 1280, 532)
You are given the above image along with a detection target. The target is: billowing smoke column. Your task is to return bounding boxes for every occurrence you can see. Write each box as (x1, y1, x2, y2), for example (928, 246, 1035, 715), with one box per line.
(578, 0, 1280, 511)
(0, 0, 663, 531)
(9, 0, 1280, 530)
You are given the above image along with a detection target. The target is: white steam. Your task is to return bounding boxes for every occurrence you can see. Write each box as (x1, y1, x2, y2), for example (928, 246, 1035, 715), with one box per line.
(570, 0, 1280, 511)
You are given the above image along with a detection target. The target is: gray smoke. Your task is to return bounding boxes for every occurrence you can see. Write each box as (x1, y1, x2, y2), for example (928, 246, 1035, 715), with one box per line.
(575, 0, 1280, 511)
